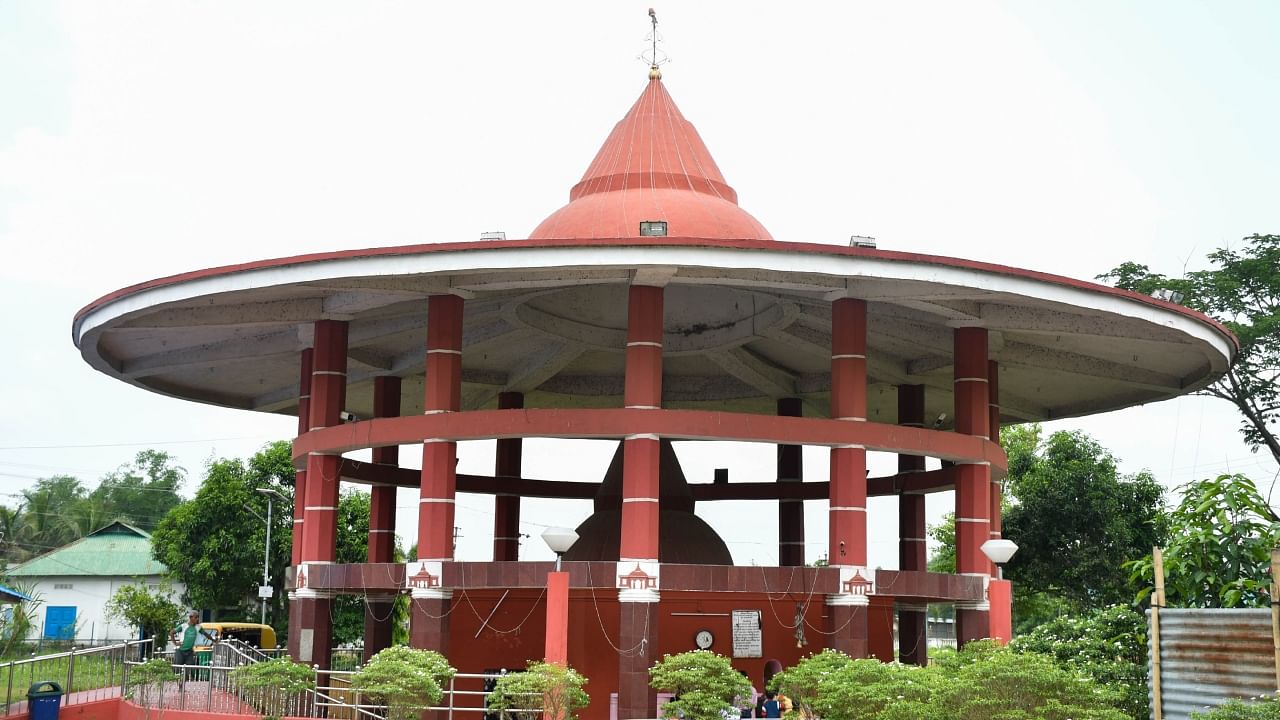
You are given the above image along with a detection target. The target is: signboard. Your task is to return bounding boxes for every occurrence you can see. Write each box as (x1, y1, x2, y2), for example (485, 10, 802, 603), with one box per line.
(732, 610, 763, 658)
(257, 585, 274, 599)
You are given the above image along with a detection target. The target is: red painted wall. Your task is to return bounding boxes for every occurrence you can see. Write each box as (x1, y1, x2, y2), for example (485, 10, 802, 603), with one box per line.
(446, 588, 894, 720)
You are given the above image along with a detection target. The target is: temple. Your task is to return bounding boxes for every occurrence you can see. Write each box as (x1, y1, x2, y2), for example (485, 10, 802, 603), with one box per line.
(74, 67, 1234, 719)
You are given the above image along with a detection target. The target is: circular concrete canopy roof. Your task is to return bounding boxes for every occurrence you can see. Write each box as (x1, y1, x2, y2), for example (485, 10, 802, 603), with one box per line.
(73, 237, 1235, 430)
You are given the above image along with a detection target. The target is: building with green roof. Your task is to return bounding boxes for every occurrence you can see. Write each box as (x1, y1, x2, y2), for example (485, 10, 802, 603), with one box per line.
(8, 521, 183, 642)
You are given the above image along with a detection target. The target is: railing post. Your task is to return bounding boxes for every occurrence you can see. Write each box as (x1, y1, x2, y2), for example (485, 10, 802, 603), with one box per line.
(66, 648, 76, 700)
(5, 658, 14, 714)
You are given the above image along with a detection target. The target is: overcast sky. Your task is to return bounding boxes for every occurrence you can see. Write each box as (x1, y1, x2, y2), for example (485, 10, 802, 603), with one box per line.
(1, 2, 1278, 569)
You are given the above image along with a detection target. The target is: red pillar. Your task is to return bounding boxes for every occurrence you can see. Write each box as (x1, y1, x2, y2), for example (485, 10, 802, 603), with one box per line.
(291, 321, 347, 670)
(777, 398, 805, 566)
(544, 571, 569, 665)
(618, 284, 662, 720)
(988, 360, 1003, 573)
(953, 327, 991, 645)
(896, 384, 928, 666)
(363, 376, 400, 663)
(411, 295, 463, 653)
(826, 298, 869, 658)
(287, 347, 312, 654)
(988, 578, 1012, 645)
(291, 349, 312, 567)
(493, 392, 524, 561)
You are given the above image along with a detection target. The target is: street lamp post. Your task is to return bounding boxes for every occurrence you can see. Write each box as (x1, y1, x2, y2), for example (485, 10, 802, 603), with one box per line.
(256, 488, 287, 625)
(981, 538, 1019, 645)
(541, 527, 579, 665)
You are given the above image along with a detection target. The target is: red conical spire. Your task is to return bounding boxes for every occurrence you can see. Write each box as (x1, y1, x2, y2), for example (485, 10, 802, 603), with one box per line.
(530, 76, 772, 241)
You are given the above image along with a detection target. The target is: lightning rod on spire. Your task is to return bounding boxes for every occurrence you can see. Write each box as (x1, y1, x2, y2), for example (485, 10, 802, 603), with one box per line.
(640, 7, 669, 79)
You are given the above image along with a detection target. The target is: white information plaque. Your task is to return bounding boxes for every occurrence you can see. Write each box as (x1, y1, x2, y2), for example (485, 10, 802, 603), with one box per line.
(732, 609, 763, 658)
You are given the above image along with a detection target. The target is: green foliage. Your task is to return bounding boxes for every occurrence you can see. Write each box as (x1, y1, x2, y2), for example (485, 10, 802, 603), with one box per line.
(649, 650, 752, 720)
(151, 442, 294, 619)
(1100, 234, 1280, 466)
(0, 580, 40, 656)
(927, 513, 955, 574)
(231, 657, 315, 716)
(486, 662, 590, 720)
(332, 489, 373, 644)
(1003, 428, 1167, 611)
(1193, 697, 1280, 719)
(127, 657, 179, 714)
(771, 642, 1127, 720)
(1011, 605, 1147, 719)
(769, 649, 855, 719)
(1128, 473, 1280, 608)
(20, 475, 89, 551)
(106, 582, 183, 655)
(90, 450, 185, 532)
(349, 645, 456, 720)
(230, 657, 315, 692)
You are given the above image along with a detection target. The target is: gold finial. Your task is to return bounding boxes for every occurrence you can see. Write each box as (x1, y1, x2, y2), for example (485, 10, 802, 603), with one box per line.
(640, 8, 668, 79)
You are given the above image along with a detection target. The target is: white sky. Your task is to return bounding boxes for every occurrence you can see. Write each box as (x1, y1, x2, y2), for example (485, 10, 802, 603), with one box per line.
(1, 2, 1277, 569)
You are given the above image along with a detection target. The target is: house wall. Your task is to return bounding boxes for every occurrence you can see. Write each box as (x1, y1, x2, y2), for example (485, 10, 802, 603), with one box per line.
(20, 575, 186, 643)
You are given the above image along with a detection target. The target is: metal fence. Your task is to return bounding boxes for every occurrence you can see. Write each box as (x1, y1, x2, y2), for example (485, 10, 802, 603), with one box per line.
(123, 650, 536, 720)
(1149, 608, 1278, 720)
(1, 638, 152, 715)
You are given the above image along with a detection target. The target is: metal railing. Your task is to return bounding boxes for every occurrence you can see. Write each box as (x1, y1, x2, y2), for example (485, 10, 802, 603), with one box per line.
(1, 638, 152, 715)
(121, 652, 537, 720)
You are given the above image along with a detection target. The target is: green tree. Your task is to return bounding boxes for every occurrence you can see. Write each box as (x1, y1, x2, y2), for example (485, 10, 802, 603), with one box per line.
(486, 662, 590, 720)
(230, 657, 315, 716)
(150, 442, 294, 621)
(926, 513, 955, 574)
(90, 450, 185, 531)
(1099, 234, 1280, 470)
(332, 490, 372, 644)
(1128, 473, 1280, 608)
(19, 475, 88, 552)
(0, 505, 27, 563)
(649, 650, 752, 720)
(105, 582, 183, 656)
(1003, 428, 1167, 610)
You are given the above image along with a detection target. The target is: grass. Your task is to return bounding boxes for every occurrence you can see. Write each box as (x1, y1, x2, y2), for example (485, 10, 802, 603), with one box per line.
(0, 654, 124, 705)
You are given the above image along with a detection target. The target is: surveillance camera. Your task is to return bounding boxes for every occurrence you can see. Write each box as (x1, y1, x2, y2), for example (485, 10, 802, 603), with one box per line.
(339, 410, 358, 423)
(932, 412, 947, 428)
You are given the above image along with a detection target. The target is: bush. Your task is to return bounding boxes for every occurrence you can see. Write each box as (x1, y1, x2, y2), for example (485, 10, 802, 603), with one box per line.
(649, 650, 752, 720)
(230, 657, 314, 716)
(1192, 697, 1280, 719)
(1011, 605, 1147, 719)
(768, 649, 857, 719)
(486, 662, 590, 720)
(349, 645, 456, 720)
(767, 642, 1127, 720)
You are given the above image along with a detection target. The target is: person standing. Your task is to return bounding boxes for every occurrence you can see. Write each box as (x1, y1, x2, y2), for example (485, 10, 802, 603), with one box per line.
(170, 611, 213, 671)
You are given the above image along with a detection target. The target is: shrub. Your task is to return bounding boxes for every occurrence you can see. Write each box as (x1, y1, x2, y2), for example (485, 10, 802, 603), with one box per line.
(766, 642, 1128, 720)
(649, 650, 752, 720)
(1011, 605, 1147, 719)
(349, 645, 456, 720)
(486, 662, 590, 720)
(230, 657, 315, 716)
(769, 649, 855, 719)
(126, 658, 180, 720)
(1192, 697, 1280, 719)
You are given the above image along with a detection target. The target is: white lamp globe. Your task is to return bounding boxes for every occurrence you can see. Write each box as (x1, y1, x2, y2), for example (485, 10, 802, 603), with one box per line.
(541, 527, 580, 555)
(981, 538, 1019, 565)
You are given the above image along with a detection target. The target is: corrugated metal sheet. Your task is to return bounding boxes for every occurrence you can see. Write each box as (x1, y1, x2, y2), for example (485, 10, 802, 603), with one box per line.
(1148, 608, 1278, 720)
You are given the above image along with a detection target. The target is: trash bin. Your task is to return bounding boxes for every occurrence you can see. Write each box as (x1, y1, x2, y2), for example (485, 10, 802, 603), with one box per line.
(28, 681, 63, 720)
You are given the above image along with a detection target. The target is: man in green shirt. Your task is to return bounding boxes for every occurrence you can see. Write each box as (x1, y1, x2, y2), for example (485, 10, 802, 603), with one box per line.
(170, 611, 213, 669)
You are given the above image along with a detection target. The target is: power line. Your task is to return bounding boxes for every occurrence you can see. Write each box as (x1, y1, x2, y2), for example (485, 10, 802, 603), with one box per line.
(0, 436, 275, 451)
